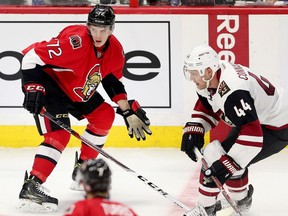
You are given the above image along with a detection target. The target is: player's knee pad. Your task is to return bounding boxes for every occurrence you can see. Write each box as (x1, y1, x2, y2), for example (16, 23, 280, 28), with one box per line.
(226, 168, 249, 200)
(43, 129, 71, 152)
(198, 170, 220, 206)
(85, 102, 115, 135)
(226, 168, 249, 189)
(203, 140, 226, 166)
(80, 129, 105, 160)
(82, 129, 107, 147)
(230, 168, 247, 180)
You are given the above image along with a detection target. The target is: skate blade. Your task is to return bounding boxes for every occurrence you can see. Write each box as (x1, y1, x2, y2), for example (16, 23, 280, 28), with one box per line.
(70, 180, 84, 191)
(18, 199, 58, 212)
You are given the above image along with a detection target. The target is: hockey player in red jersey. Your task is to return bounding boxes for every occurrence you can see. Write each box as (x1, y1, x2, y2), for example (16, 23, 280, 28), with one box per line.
(181, 45, 288, 216)
(64, 158, 138, 216)
(18, 4, 152, 212)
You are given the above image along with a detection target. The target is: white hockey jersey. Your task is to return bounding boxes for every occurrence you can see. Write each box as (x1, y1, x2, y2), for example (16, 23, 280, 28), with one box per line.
(191, 60, 288, 168)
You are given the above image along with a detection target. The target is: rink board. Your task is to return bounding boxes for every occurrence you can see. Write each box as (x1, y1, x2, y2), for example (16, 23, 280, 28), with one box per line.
(0, 125, 210, 148)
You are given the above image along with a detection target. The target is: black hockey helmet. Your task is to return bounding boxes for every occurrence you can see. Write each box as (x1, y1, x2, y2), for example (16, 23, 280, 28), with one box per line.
(87, 4, 115, 27)
(79, 158, 111, 193)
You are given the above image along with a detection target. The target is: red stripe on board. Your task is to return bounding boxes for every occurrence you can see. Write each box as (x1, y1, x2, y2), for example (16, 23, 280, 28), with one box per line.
(209, 13, 249, 66)
(209, 13, 249, 142)
(1, 6, 288, 15)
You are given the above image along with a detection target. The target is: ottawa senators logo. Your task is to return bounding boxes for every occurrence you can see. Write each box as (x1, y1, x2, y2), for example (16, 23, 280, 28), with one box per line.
(74, 64, 101, 102)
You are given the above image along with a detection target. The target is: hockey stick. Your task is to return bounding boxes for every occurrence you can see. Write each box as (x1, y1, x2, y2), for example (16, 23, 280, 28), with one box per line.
(40, 109, 191, 211)
(194, 149, 242, 216)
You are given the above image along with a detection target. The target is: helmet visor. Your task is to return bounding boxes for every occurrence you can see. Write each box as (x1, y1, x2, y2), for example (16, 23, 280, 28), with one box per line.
(183, 65, 192, 80)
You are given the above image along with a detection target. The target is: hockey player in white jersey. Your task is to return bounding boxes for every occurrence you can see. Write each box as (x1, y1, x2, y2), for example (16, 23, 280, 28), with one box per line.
(181, 45, 288, 216)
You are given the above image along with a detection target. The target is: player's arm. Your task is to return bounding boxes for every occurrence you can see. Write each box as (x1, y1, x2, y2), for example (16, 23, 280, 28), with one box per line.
(21, 35, 71, 114)
(21, 48, 48, 114)
(181, 94, 221, 162)
(102, 73, 152, 141)
(203, 90, 263, 185)
(192, 93, 221, 131)
(223, 89, 263, 168)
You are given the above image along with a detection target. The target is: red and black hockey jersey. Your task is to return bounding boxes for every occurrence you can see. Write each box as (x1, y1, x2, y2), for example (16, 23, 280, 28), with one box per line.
(21, 25, 126, 103)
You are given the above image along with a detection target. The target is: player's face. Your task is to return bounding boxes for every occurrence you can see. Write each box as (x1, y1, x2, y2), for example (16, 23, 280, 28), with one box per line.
(187, 70, 207, 90)
(88, 25, 112, 48)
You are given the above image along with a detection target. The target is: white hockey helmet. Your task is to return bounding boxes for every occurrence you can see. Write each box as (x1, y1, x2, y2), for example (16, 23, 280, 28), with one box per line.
(183, 45, 220, 80)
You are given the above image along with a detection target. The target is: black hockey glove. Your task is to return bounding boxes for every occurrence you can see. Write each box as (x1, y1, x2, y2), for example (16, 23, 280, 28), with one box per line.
(23, 83, 46, 114)
(181, 122, 205, 162)
(116, 100, 152, 141)
(203, 154, 241, 186)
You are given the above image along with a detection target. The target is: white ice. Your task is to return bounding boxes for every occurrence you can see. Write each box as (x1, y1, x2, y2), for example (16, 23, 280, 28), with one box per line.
(0, 147, 287, 216)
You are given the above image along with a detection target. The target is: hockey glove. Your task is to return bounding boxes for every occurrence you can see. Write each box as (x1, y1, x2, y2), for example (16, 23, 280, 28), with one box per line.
(23, 83, 46, 114)
(116, 100, 152, 141)
(181, 122, 205, 162)
(203, 154, 241, 186)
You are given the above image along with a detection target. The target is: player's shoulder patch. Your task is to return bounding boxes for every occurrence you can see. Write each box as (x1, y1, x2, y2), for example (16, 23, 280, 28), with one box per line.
(218, 80, 230, 97)
(69, 35, 82, 49)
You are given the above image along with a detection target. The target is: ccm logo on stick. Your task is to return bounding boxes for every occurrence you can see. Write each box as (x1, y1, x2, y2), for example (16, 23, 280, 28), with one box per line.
(137, 175, 168, 196)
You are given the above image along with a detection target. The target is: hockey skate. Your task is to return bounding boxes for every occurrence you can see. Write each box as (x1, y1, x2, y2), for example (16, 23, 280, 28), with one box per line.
(70, 151, 84, 191)
(18, 171, 58, 212)
(216, 184, 254, 215)
(236, 184, 254, 212)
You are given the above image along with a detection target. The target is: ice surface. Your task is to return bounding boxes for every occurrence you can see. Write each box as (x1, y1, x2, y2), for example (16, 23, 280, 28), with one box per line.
(0, 147, 287, 216)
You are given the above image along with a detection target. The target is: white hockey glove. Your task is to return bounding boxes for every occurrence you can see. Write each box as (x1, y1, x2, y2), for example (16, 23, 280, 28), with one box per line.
(116, 100, 152, 141)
